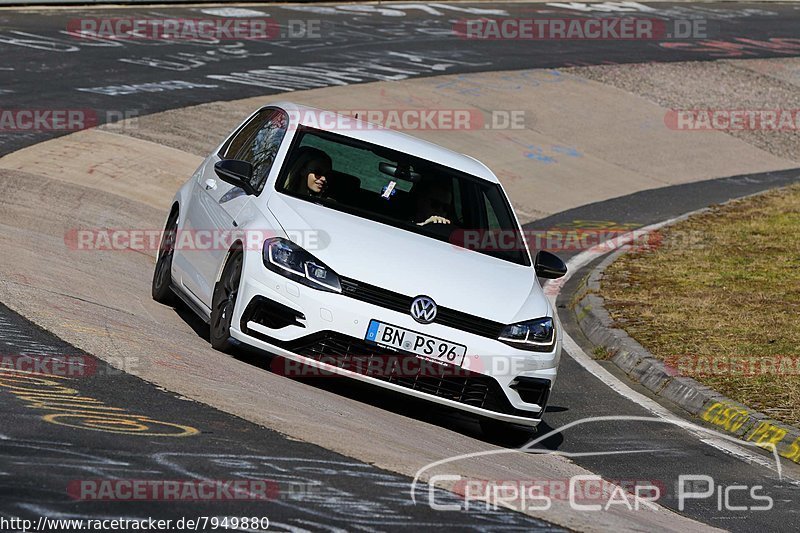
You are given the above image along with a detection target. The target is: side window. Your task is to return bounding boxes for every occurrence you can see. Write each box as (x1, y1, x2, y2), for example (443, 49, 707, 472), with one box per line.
(481, 185, 514, 231)
(220, 109, 289, 194)
(219, 109, 270, 160)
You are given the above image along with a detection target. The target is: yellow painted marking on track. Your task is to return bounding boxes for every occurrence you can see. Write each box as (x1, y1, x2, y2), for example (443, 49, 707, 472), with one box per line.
(564, 220, 641, 230)
(42, 413, 199, 437)
(748, 422, 788, 450)
(701, 401, 750, 433)
(701, 400, 800, 464)
(0, 368, 199, 437)
(780, 437, 800, 463)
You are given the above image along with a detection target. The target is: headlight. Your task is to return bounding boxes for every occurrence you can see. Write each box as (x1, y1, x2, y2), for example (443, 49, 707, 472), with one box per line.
(263, 237, 341, 293)
(498, 317, 555, 351)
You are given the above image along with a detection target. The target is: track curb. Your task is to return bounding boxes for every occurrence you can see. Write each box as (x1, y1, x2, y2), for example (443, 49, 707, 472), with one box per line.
(570, 209, 800, 466)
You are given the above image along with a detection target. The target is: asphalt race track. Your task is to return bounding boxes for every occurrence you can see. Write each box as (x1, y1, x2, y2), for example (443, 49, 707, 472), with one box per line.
(1, 2, 799, 532)
(2, 1, 800, 155)
(0, 301, 563, 531)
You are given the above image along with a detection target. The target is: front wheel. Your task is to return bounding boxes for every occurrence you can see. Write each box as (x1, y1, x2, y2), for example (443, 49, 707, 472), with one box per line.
(210, 250, 243, 353)
(152, 208, 178, 305)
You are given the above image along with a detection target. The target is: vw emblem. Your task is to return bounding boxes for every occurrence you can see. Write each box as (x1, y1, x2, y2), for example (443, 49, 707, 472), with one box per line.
(410, 295, 437, 324)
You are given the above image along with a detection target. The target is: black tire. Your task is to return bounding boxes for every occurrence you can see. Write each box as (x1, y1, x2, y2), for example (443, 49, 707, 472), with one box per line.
(479, 418, 536, 447)
(152, 208, 178, 305)
(210, 250, 243, 353)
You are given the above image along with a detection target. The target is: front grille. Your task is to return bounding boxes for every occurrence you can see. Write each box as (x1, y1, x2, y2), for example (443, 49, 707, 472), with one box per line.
(437, 308, 504, 339)
(340, 278, 409, 313)
(339, 277, 505, 339)
(282, 331, 535, 417)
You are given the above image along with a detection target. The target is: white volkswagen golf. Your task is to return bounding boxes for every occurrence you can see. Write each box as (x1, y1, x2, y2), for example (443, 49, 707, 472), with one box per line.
(152, 102, 567, 435)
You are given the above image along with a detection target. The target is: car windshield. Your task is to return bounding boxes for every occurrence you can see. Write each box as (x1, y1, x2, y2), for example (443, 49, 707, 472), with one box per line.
(275, 127, 529, 266)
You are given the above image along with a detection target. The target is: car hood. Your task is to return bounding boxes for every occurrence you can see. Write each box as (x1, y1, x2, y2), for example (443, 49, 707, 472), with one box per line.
(267, 194, 550, 324)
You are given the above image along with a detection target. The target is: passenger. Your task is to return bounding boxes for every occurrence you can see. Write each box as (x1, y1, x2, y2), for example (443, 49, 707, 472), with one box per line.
(412, 179, 454, 226)
(287, 147, 333, 197)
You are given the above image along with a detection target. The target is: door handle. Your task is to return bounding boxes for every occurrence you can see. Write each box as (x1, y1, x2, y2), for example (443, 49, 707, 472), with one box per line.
(204, 179, 218, 191)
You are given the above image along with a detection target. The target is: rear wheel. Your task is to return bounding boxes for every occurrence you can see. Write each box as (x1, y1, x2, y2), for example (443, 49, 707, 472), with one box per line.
(210, 250, 243, 353)
(152, 208, 178, 304)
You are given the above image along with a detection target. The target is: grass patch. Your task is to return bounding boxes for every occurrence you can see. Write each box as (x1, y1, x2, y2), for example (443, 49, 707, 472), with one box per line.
(600, 184, 800, 426)
(592, 345, 615, 360)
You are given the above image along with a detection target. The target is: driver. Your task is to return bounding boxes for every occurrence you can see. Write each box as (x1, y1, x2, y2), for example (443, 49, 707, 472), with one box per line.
(412, 179, 454, 226)
(287, 147, 333, 197)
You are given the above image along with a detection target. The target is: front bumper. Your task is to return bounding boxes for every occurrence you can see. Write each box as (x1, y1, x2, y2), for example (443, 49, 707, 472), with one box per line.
(230, 255, 561, 427)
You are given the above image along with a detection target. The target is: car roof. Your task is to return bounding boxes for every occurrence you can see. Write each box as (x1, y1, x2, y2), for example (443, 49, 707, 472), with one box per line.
(268, 101, 500, 184)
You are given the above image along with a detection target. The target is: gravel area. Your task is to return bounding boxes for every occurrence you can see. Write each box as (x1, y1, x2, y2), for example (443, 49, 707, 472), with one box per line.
(569, 58, 800, 163)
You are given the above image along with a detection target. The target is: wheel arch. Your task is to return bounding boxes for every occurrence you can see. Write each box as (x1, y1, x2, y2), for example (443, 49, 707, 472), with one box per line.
(215, 240, 245, 284)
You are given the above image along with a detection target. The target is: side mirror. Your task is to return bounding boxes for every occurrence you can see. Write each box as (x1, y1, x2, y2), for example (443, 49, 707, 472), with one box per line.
(214, 159, 256, 195)
(534, 250, 567, 279)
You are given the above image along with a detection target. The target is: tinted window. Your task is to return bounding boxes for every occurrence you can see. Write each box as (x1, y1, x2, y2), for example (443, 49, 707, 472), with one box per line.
(220, 109, 288, 194)
(219, 109, 269, 159)
(276, 127, 528, 266)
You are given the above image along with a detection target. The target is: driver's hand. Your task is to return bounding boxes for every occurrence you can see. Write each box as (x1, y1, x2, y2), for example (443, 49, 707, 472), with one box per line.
(417, 215, 451, 226)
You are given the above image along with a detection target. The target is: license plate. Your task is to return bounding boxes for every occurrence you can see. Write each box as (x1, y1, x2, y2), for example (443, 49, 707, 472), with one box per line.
(365, 320, 467, 367)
